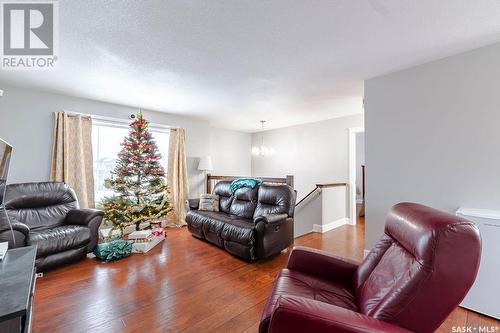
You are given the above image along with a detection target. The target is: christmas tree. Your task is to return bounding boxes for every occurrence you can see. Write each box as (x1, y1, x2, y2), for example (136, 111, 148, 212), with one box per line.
(100, 111, 172, 234)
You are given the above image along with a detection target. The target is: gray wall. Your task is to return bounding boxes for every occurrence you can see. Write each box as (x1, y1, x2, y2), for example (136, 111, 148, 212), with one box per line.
(210, 129, 251, 176)
(0, 83, 251, 197)
(365, 42, 500, 249)
(251, 114, 364, 201)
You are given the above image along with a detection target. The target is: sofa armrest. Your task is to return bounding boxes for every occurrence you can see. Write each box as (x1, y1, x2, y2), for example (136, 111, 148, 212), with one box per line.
(66, 208, 104, 226)
(9, 221, 30, 236)
(254, 213, 289, 225)
(0, 228, 27, 247)
(268, 296, 413, 333)
(66, 209, 104, 252)
(287, 246, 359, 284)
(186, 199, 200, 211)
(0, 211, 28, 247)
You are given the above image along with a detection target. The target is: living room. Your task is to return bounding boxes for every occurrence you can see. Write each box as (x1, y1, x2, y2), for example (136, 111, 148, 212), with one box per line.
(0, 1, 499, 333)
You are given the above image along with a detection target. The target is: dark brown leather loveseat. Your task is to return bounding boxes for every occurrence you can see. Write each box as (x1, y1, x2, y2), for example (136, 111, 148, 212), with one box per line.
(186, 181, 296, 260)
(0, 182, 103, 272)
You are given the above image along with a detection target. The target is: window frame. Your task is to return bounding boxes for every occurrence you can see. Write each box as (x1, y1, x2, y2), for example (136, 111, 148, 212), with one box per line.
(91, 116, 171, 205)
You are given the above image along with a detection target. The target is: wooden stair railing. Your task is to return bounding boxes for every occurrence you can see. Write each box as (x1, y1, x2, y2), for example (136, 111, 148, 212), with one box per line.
(295, 183, 347, 207)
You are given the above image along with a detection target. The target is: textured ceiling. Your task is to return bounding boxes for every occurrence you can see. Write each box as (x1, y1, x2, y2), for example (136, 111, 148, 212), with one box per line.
(2, 0, 500, 132)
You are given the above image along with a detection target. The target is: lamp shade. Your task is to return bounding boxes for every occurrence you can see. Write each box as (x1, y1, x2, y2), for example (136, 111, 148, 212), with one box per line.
(198, 156, 213, 171)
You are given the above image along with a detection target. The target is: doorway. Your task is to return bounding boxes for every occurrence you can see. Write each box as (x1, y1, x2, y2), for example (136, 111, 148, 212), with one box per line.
(348, 127, 365, 225)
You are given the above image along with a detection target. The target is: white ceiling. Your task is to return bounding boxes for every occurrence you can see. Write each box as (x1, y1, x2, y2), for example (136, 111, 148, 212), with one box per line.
(3, 0, 500, 132)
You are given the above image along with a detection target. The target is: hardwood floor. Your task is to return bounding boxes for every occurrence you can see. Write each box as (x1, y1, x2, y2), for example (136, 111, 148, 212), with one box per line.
(33, 218, 499, 332)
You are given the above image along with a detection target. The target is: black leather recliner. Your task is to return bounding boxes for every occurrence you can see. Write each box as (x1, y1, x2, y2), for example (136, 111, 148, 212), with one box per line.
(0, 182, 103, 272)
(186, 181, 296, 260)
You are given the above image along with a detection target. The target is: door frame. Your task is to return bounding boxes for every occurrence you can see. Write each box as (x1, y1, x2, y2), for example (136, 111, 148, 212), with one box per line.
(348, 126, 364, 225)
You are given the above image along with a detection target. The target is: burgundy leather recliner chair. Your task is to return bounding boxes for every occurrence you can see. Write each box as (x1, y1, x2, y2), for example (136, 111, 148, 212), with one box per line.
(260, 202, 481, 333)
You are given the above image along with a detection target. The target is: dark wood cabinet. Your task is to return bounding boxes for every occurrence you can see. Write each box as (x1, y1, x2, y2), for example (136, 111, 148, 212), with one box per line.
(0, 246, 36, 333)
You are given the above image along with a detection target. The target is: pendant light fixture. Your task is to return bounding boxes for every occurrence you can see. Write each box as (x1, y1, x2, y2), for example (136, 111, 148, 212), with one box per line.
(252, 120, 275, 156)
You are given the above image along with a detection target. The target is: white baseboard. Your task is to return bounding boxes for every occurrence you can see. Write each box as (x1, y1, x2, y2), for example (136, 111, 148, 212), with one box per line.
(313, 218, 349, 233)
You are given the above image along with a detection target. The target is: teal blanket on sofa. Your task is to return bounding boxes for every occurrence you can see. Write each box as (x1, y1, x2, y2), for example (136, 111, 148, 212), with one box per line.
(230, 178, 263, 193)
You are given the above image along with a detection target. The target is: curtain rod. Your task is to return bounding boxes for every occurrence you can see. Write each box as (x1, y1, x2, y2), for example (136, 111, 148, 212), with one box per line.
(60, 110, 179, 130)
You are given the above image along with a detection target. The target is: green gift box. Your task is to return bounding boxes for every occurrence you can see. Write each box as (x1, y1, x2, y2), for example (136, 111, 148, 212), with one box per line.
(93, 240, 133, 262)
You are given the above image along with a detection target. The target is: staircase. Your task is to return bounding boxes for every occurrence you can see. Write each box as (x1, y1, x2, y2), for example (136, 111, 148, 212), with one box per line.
(294, 183, 349, 237)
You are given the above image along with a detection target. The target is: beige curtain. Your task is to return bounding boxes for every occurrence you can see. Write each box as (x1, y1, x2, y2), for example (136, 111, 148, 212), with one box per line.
(50, 112, 95, 208)
(167, 128, 189, 226)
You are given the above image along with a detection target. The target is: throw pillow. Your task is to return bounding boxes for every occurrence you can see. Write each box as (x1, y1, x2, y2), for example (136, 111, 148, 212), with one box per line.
(198, 194, 219, 212)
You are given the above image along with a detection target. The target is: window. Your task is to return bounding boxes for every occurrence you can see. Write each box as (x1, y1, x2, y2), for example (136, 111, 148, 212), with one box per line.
(91, 120, 169, 204)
